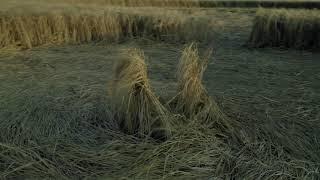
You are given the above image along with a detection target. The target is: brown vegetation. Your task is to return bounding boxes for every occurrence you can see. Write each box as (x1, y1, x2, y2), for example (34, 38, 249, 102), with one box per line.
(248, 8, 320, 51)
(109, 49, 171, 139)
(0, 11, 212, 49)
(0, 3, 319, 179)
(173, 43, 234, 136)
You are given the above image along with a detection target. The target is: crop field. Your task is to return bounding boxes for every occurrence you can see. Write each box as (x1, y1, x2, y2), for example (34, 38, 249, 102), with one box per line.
(248, 8, 320, 50)
(0, 0, 320, 179)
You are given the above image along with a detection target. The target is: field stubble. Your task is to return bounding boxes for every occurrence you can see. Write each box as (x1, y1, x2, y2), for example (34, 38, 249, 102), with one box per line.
(0, 4, 319, 180)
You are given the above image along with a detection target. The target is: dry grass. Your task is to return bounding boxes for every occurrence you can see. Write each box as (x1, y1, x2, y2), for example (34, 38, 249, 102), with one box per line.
(5, 0, 320, 9)
(0, 13, 120, 49)
(0, 43, 319, 179)
(175, 43, 211, 116)
(0, 0, 200, 9)
(172, 43, 234, 137)
(0, 3, 320, 179)
(109, 49, 171, 139)
(0, 10, 212, 49)
(248, 8, 320, 51)
(69, 0, 200, 7)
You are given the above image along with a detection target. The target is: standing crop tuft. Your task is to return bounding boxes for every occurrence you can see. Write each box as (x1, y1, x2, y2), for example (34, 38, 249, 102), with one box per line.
(173, 43, 234, 137)
(109, 49, 171, 140)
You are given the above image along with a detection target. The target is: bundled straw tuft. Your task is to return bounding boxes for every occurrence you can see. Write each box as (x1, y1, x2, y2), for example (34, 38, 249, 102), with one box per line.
(173, 43, 234, 136)
(109, 49, 171, 140)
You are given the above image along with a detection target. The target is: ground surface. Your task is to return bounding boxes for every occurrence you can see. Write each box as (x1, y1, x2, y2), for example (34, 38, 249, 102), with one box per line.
(0, 7, 319, 179)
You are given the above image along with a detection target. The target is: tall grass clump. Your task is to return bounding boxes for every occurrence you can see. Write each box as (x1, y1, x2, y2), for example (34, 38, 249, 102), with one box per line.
(198, 0, 320, 9)
(172, 43, 234, 136)
(26, 0, 320, 8)
(69, 0, 200, 7)
(248, 8, 320, 51)
(0, 11, 212, 49)
(109, 49, 171, 139)
(0, 13, 121, 49)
